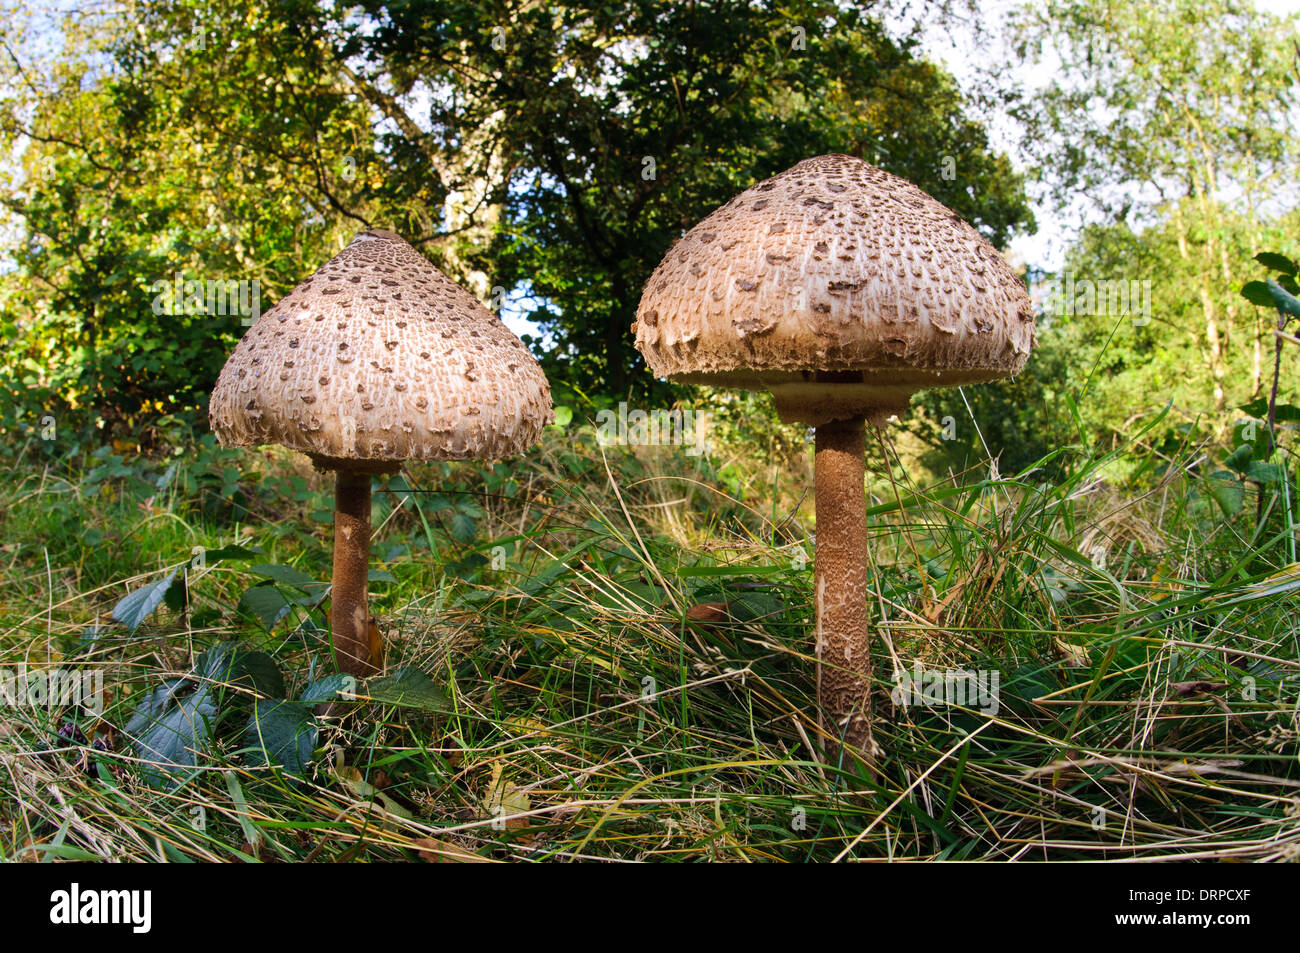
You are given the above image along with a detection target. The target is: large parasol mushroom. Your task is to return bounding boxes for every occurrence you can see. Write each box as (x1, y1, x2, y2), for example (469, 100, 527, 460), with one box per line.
(633, 155, 1035, 761)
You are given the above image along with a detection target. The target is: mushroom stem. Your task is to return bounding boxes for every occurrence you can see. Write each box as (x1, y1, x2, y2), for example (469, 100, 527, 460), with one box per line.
(332, 468, 377, 677)
(814, 415, 874, 761)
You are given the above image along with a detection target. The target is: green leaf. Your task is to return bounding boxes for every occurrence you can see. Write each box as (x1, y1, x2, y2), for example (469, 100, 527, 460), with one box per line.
(129, 686, 216, 788)
(238, 584, 295, 631)
(1223, 443, 1254, 473)
(300, 673, 354, 704)
(363, 667, 450, 711)
(1254, 251, 1298, 275)
(154, 463, 178, 490)
(125, 679, 189, 737)
(449, 511, 477, 545)
(1206, 476, 1244, 516)
(457, 499, 486, 520)
(289, 616, 326, 644)
(230, 650, 288, 699)
(190, 607, 222, 630)
(111, 568, 179, 634)
(1237, 399, 1300, 423)
(996, 665, 1057, 717)
(244, 699, 316, 776)
(551, 404, 574, 428)
(725, 591, 785, 624)
(250, 563, 324, 593)
(163, 574, 188, 612)
(1242, 280, 1274, 307)
(1275, 404, 1300, 423)
(22, 845, 103, 861)
(383, 474, 416, 504)
(202, 544, 263, 563)
(1216, 563, 1300, 606)
(422, 493, 452, 512)
(368, 569, 396, 583)
(377, 542, 410, 563)
(1267, 278, 1300, 319)
(1232, 420, 1271, 458)
(197, 643, 286, 699)
(678, 565, 783, 577)
(1246, 461, 1284, 484)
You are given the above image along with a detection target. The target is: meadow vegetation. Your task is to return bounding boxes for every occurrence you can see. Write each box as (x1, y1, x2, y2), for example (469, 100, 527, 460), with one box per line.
(1, 0, 1298, 861)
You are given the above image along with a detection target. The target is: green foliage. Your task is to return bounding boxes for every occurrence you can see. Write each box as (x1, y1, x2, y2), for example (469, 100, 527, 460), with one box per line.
(1244, 252, 1300, 316)
(3, 393, 1300, 859)
(0, 0, 1033, 437)
(126, 641, 286, 787)
(480, 0, 1034, 396)
(244, 699, 316, 776)
(0, 0, 375, 444)
(123, 638, 447, 785)
(110, 568, 180, 635)
(125, 676, 218, 788)
(999, 0, 1299, 449)
(363, 667, 451, 711)
(1008, 0, 1297, 220)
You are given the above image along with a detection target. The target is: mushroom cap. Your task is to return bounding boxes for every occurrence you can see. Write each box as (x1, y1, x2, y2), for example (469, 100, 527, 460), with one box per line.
(633, 155, 1035, 425)
(210, 230, 552, 465)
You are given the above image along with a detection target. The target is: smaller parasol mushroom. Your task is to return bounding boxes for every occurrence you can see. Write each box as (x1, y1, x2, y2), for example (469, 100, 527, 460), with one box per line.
(210, 229, 552, 677)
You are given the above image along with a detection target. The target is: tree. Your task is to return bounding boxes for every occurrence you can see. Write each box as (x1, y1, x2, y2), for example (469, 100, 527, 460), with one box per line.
(0, 0, 1035, 440)
(1006, 0, 1299, 415)
(0, 0, 371, 441)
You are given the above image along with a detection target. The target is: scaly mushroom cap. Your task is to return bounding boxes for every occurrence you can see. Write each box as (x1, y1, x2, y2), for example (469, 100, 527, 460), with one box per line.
(210, 230, 552, 465)
(634, 155, 1035, 425)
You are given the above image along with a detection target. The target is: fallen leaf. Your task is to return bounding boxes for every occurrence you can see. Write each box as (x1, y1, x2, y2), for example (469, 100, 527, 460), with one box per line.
(338, 763, 413, 819)
(687, 602, 731, 622)
(1169, 680, 1227, 697)
(504, 716, 551, 738)
(482, 760, 531, 836)
(1055, 638, 1089, 668)
(412, 836, 491, 863)
(367, 616, 383, 669)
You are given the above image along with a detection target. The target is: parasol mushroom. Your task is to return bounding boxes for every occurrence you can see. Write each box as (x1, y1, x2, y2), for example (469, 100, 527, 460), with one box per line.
(633, 155, 1035, 761)
(210, 229, 552, 677)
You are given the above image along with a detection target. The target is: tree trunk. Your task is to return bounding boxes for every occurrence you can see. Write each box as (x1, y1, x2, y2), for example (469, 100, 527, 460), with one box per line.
(1173, 204, 1227, 413)
(1201, 283, 1226, 411)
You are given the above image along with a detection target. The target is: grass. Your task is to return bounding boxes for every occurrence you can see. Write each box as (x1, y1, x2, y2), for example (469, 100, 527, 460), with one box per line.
(1, 401, 1298, 862)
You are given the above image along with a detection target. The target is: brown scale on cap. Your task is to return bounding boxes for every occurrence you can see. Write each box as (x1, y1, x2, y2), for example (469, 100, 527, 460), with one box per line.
(634, 154, 1035, 425)
(210, 229, 553, 462)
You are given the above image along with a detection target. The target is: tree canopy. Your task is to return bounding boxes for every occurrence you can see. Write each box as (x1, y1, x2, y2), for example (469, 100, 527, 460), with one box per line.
(0, 0, 1033, 439)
